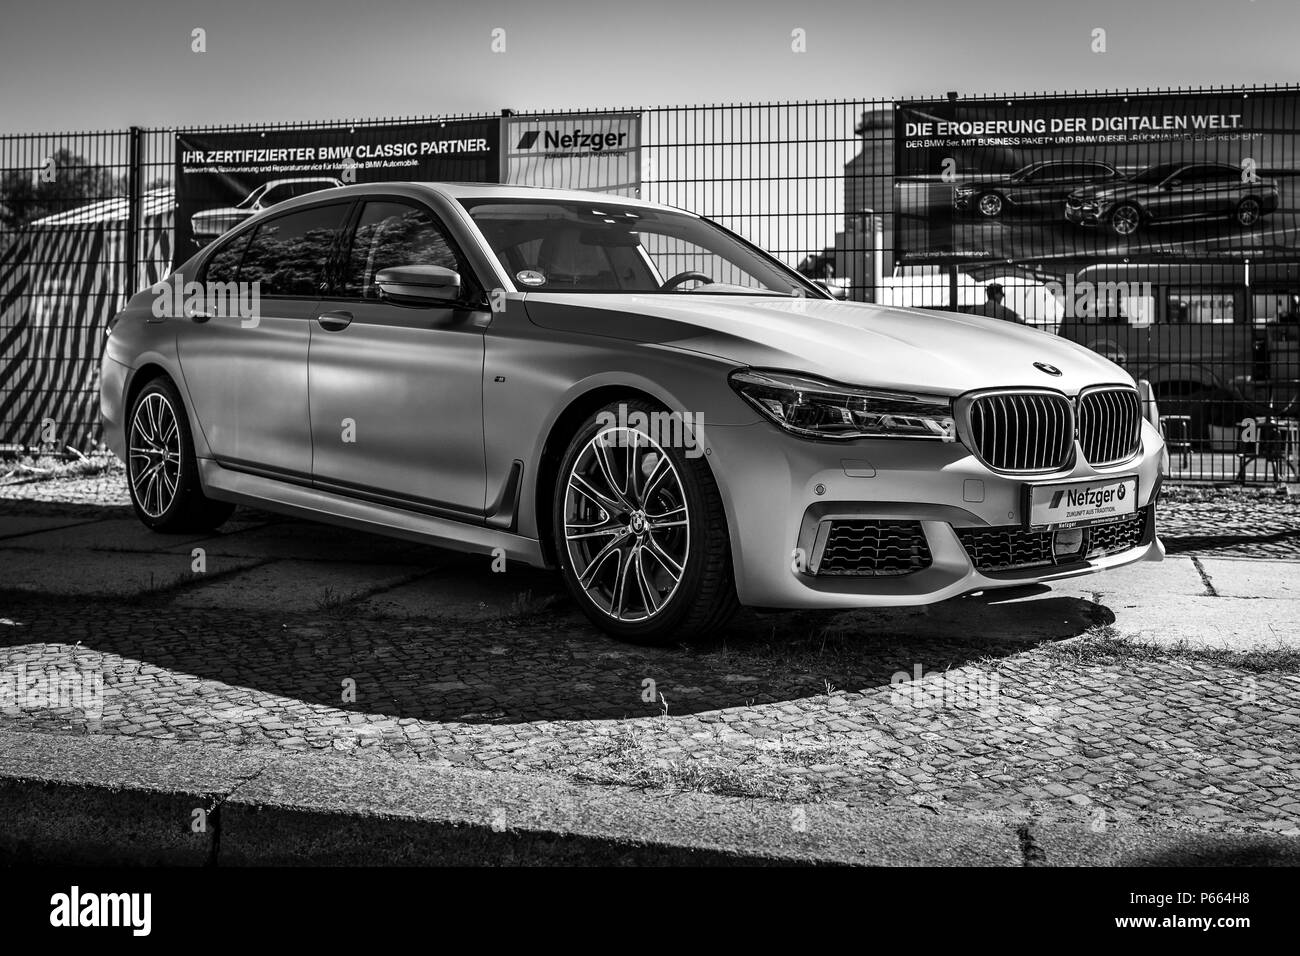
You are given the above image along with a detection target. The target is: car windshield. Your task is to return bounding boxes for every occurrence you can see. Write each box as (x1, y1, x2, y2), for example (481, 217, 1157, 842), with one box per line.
(460, 198, 820, 296)
(1128, 163, 1185, 185)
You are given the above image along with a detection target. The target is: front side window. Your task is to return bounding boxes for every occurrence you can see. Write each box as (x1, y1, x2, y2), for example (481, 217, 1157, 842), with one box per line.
(461, 198, 819, 296)
(1130, 163, 1184, 185)
(342, 201, 465, 300)
(203, 230, 252, 284)
(236, 203, 348, 297)
(1035, 165, 1076, 183)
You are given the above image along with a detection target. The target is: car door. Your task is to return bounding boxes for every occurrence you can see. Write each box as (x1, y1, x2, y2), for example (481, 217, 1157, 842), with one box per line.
(308, 197, 488, 518)
(176, 201, 350, 478)
(1199, 165, 1243, 219)
(1163, 165, 1216, 221)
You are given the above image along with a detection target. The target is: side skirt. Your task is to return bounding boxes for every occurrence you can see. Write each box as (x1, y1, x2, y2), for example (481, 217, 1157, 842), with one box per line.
(198, 459, 547, 568)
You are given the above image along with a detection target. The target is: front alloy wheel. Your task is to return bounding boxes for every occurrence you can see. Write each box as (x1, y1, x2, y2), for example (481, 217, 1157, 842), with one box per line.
(977, 193, 1004, 218)
(554, 399, 738, 644)
(1110, 203, 1142, 237)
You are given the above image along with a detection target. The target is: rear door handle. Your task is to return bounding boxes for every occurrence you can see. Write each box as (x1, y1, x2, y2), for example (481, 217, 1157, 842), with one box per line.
(316, 310, 353, 332)
(186, 307, 213, 322)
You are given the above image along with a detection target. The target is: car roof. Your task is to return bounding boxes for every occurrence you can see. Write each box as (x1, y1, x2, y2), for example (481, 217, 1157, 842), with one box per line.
(260, 177, 341, 186)
(228, 181, 699, 224)
(418, 182, 694, 215)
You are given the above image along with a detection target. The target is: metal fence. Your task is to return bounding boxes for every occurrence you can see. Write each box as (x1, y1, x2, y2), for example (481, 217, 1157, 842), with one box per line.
(1, 87, 1297, 483)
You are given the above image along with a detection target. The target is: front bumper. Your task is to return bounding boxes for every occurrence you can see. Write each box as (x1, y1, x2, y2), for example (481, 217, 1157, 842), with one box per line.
(1064, 202, 1104, 226)
(703, 418, 1165, 610)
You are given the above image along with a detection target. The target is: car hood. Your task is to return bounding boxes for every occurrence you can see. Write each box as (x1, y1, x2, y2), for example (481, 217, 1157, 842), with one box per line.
(522, 294, 1132, 395)
(958, 176, 1015, 190)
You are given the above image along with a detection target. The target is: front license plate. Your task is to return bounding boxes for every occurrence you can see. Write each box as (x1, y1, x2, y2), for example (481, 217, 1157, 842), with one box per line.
(1025, 476, 1138, 530)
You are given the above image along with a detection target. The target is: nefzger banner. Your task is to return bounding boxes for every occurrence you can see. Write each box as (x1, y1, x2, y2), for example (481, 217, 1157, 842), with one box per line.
(174, 119, 499, 261)
(894, 91, 1300, 264)
(504, 113, 640, 197)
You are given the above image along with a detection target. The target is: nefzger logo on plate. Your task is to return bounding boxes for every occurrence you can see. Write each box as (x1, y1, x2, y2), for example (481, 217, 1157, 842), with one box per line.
(1050, 483, 1125, 510)
(515, 128, 629, 152)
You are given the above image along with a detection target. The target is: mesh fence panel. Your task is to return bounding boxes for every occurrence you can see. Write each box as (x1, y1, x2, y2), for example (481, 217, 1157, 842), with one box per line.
(1, 89, 1296, 482)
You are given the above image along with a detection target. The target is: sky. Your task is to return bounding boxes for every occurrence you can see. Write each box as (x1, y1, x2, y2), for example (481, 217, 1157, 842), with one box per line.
(0, 0, 1296, 133)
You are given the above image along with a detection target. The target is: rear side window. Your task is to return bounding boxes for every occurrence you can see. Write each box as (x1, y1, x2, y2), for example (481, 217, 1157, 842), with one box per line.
(342, 201, 464, 300)
(238, 203, 349, 297)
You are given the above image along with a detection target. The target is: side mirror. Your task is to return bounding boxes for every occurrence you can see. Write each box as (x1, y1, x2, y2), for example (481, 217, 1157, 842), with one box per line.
(1163, 179, 1181, 189)
(375, 264, 461, 304)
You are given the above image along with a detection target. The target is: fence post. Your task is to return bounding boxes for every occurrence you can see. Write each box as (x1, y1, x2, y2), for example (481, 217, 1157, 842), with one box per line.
(126, 125, 142, 298)
(946, 91, 959, 311)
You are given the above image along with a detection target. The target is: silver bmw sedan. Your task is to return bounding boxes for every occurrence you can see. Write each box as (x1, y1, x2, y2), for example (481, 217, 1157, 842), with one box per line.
(101, 182, 1165, 644)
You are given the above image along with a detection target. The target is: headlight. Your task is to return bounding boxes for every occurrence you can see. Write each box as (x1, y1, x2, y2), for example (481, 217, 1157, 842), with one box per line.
(729, 370, 956, 441)
(954, 185, 976, 196)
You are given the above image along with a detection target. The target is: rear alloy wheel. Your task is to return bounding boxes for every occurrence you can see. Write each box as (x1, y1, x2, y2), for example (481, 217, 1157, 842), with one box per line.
(977, 193, 1004, 218)
(1235, 197, 1263, 227)
(127, 377, 234, 532)
(554, 399, 738, 645)
(1110, 203, 1142, 237)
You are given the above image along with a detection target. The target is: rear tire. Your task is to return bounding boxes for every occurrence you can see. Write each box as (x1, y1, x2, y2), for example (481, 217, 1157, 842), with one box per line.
(1235, 197, 1263, 227)
(126, 377, 235, 533)
(552, 398, 739, 645)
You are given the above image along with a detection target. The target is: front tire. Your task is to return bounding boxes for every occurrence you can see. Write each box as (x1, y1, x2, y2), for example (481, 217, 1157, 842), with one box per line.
(552, 399, 738, 645)
(126, 377, 235, 532)
(1110, 203, 1143, 237)
(976, 192, 1004, 218)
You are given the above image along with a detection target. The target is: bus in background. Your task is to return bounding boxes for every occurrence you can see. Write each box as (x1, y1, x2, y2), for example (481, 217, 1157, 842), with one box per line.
(1057, 263, 1300, 449)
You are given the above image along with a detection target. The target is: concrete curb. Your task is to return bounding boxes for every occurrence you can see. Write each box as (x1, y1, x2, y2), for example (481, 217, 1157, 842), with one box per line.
(2, 730, 1297, 866)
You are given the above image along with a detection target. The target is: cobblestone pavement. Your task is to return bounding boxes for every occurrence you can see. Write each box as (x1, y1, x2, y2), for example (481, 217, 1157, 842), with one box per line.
(1, 481, 1298, 838)
(1158, 485, 1300, 559)
(2, 568, 1298, 835)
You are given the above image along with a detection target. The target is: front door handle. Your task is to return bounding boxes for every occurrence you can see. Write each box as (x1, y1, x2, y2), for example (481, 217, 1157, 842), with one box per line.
(316, 310, 353, 332)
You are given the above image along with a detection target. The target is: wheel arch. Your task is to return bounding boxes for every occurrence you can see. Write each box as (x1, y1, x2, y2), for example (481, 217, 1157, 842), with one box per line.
(1109, 198, 1148, 221)
(122, 359, 215, 463)
(123, 362, 170, 417)
(532, 383, 733, 569)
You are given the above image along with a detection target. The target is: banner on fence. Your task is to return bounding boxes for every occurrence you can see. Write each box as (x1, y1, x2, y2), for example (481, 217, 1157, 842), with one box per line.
(894, 91, 1300, 264)
(173, 118, 500, 262)
(502, 112, 640, 196)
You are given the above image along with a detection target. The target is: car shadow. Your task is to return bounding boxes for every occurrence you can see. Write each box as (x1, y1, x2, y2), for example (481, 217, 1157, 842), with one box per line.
(0, 497, 1116, 724)
(0, 576, 1113, 725)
